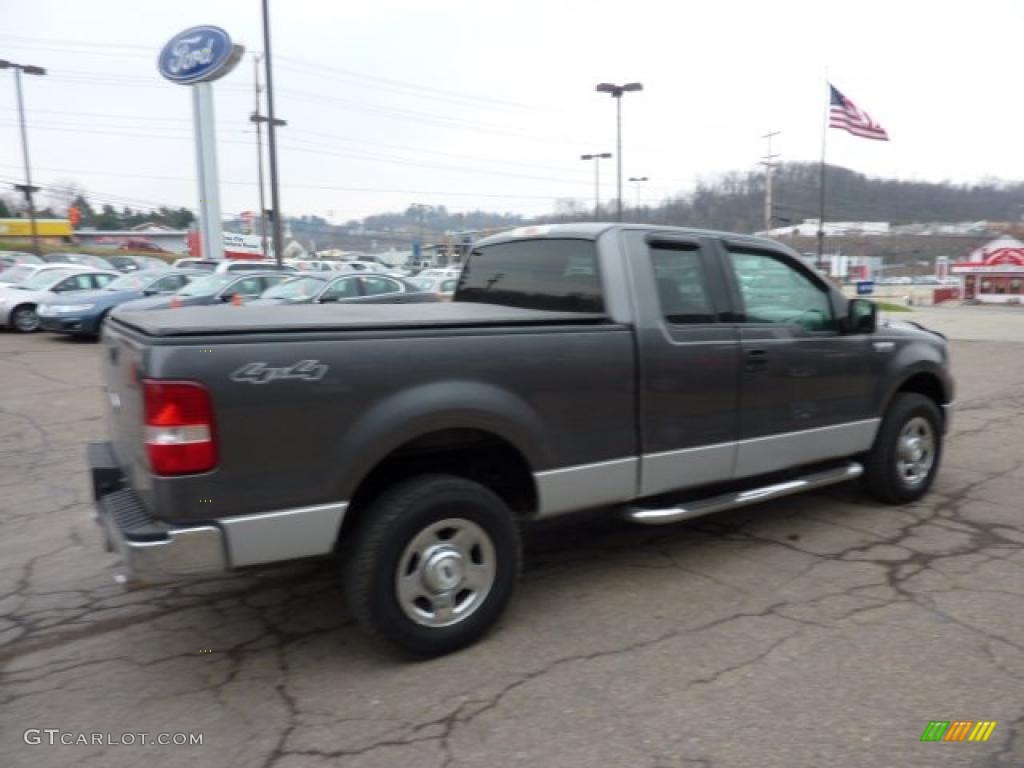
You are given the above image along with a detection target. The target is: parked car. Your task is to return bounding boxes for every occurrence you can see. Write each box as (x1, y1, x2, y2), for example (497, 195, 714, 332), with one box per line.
(90, 223, 953, 656)
(332, 260, 387, 274)
(104, 254, 171, 273)
(37, 269, 200, 338)
(0, 262, 90, 288)
(172, 258, 217, 271)
(250, 273, 439, 305)
(117, 272, 292, 312)
(0, 251, 42, 273)
(0, 268, 118, 332)
(287, 259, 337, 272)
(417, 267, 461, 280)
(41, 252, 115, 271)
(411, 275, 459, 301)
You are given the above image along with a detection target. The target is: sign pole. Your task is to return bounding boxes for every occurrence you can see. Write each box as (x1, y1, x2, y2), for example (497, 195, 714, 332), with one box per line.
(192, 82, 224, 260)
(158, 25, 243, 262)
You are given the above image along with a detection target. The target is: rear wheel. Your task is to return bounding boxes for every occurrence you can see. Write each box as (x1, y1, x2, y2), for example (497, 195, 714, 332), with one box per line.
(345, 474, 521, 657)
(863, 393, 942, 504)
(11, 304, 39, 333)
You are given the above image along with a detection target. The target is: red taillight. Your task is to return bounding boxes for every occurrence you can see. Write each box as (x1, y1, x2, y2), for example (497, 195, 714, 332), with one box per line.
(143, 380, 218, 475)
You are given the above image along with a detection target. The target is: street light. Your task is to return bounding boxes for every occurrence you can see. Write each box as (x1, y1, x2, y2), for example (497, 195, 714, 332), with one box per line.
(580, 152, 612, 219)
(595, 82, 642, 222)
(0, 60, 47, 255)
(628, 176, 649, 209)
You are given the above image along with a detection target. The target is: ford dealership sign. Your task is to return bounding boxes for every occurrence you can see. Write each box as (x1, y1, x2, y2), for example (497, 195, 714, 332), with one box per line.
(158, 26, 242, 85)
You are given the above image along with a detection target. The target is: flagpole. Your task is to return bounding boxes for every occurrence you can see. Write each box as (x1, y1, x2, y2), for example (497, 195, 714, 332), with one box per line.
(816, 75, 829, 269)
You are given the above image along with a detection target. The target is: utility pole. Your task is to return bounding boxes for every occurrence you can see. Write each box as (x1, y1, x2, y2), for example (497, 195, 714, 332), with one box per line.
(760, 129, 780, 231)
(250, 54, 269, 259)
(261, 0, 285, 267)
(0, 60, 46, 255)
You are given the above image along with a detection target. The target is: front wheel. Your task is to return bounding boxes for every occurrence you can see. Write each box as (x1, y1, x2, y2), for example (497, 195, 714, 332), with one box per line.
(862, 393, 943, 504)
(345, 474, 521, 657)
(11, 304, 39, 333)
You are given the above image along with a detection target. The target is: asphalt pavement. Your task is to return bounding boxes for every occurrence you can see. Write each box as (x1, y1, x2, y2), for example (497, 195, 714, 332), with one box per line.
(1, 310, 1022, 768)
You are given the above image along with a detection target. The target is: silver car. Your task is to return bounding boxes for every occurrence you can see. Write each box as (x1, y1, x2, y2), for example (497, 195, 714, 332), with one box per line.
(0, 268, 118, 332)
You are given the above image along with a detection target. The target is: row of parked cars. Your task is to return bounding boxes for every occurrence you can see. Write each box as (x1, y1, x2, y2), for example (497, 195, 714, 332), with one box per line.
(0, 254, 462, 337)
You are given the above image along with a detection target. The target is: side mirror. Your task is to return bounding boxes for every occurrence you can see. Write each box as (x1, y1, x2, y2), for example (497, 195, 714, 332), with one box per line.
(845, 298, 877, 334)
(143, 288, 158, 296)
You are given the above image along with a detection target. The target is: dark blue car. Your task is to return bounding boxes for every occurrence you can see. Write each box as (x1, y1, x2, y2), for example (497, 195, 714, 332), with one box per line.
(37, 269, 199, 338)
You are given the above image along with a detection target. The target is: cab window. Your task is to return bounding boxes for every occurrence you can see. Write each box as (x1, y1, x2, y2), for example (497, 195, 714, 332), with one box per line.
(727, 249, 835, 332)
(650, 247, 715, 324)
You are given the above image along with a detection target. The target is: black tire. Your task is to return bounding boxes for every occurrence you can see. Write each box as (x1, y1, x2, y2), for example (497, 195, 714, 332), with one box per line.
(862, 393, 943, 504)
(10, 304, 39, 333)
(92, 309, 113, 339)
(345, 474, 521, 657)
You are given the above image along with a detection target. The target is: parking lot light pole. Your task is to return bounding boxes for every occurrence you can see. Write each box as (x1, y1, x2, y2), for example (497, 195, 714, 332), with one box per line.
(0, 60, 46, 256)
(628, 176, 649, 209)
(595, 82, 642, 222)
(580, 153, 612, 219)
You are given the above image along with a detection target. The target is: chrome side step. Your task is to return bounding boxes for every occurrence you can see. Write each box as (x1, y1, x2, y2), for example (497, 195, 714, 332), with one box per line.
(625, 461, 863, 526)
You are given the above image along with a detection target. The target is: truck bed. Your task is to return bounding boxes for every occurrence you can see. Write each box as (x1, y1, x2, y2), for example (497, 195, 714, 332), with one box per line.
(110, 302, 609, 337)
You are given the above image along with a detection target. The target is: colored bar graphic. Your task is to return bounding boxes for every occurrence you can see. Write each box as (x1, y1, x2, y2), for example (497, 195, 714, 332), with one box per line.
(968, 722, 997, 742)
(944, 721, 973, 741)
(921, 722, 950, 742)
(921, 720, 997, 742)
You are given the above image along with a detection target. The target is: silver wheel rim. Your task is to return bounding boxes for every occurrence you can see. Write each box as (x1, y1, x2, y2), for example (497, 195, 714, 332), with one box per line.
(13, 307, 38, 332)
(395, 517, 496, 628)
(896, 416, 935, 487)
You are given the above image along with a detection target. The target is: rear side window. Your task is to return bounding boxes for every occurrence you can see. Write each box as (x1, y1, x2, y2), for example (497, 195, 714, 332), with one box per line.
(457, 239, 603, 313)
(650, 247, 715, 324)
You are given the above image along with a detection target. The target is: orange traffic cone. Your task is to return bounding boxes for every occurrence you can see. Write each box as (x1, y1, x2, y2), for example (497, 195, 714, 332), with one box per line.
(169, 296, 182, 308)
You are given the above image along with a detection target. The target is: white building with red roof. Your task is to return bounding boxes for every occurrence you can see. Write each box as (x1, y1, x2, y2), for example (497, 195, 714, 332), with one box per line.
(952, 236, 1024, 303)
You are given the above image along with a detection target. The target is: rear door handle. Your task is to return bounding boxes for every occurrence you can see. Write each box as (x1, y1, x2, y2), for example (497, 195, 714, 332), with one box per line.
(745, 348, 768, 372)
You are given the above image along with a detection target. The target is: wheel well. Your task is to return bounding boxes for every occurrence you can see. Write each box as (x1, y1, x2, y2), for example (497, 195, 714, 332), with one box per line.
(896, 372, 946, 423)
(341, 429, 538, 541)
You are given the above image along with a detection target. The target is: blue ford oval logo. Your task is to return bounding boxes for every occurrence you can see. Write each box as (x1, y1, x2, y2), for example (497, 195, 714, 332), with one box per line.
(157, 25, 239, 85)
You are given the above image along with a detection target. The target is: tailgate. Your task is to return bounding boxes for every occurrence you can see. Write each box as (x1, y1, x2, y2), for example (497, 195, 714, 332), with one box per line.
(101, 322, 148, 486)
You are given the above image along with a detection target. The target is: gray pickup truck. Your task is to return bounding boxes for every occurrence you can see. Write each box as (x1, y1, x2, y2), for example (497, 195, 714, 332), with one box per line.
(90, 223, 954, 655)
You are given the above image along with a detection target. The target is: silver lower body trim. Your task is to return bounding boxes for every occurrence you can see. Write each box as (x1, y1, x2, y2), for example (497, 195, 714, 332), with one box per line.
(534, 457, 638, 518)
(734, 419, 879, 479)
(640, 442, 733, 497)
(218, 502, 349, 567)
(627, 461, 864, 526)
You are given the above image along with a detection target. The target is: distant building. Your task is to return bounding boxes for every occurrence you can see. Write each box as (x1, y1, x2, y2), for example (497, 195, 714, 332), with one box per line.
(951, 235, 1024, 303)
(759, 219, 890, 238)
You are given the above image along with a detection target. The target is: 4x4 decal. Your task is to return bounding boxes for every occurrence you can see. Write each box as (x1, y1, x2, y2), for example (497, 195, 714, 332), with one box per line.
(230, 360, 327, 385)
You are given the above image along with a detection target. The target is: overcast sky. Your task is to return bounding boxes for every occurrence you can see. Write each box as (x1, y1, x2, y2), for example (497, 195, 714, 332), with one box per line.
(1, 0, 1021, 223)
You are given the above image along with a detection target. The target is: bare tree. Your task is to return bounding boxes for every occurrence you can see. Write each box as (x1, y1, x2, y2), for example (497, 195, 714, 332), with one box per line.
(43, 179, 86, 215)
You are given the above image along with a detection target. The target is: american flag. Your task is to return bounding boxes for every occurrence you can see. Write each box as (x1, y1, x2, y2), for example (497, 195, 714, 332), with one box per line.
(829, 84, 889, 141)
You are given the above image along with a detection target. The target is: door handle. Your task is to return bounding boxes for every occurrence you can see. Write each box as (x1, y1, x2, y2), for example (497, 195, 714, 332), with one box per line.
(745, 348, 768, 372)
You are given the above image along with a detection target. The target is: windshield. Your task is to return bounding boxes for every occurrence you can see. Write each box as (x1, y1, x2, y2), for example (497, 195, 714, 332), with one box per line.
(178, 274, 235, 296)
(1, 265, 35, 284)
(106, 273, 150, 291)
(261, 276, 326, 299)
(22, 269, 74, 291)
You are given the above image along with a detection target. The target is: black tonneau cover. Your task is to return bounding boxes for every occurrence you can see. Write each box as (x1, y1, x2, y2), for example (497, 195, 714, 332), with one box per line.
(110, 302, 609, 337)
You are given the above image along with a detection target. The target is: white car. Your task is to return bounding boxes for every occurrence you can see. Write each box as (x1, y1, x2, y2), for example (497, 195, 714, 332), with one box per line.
(332, 260, 388, 273)
(417, 267, 461, 280)
(0, 262, 90, 288)
(0, 268, 118, 332)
